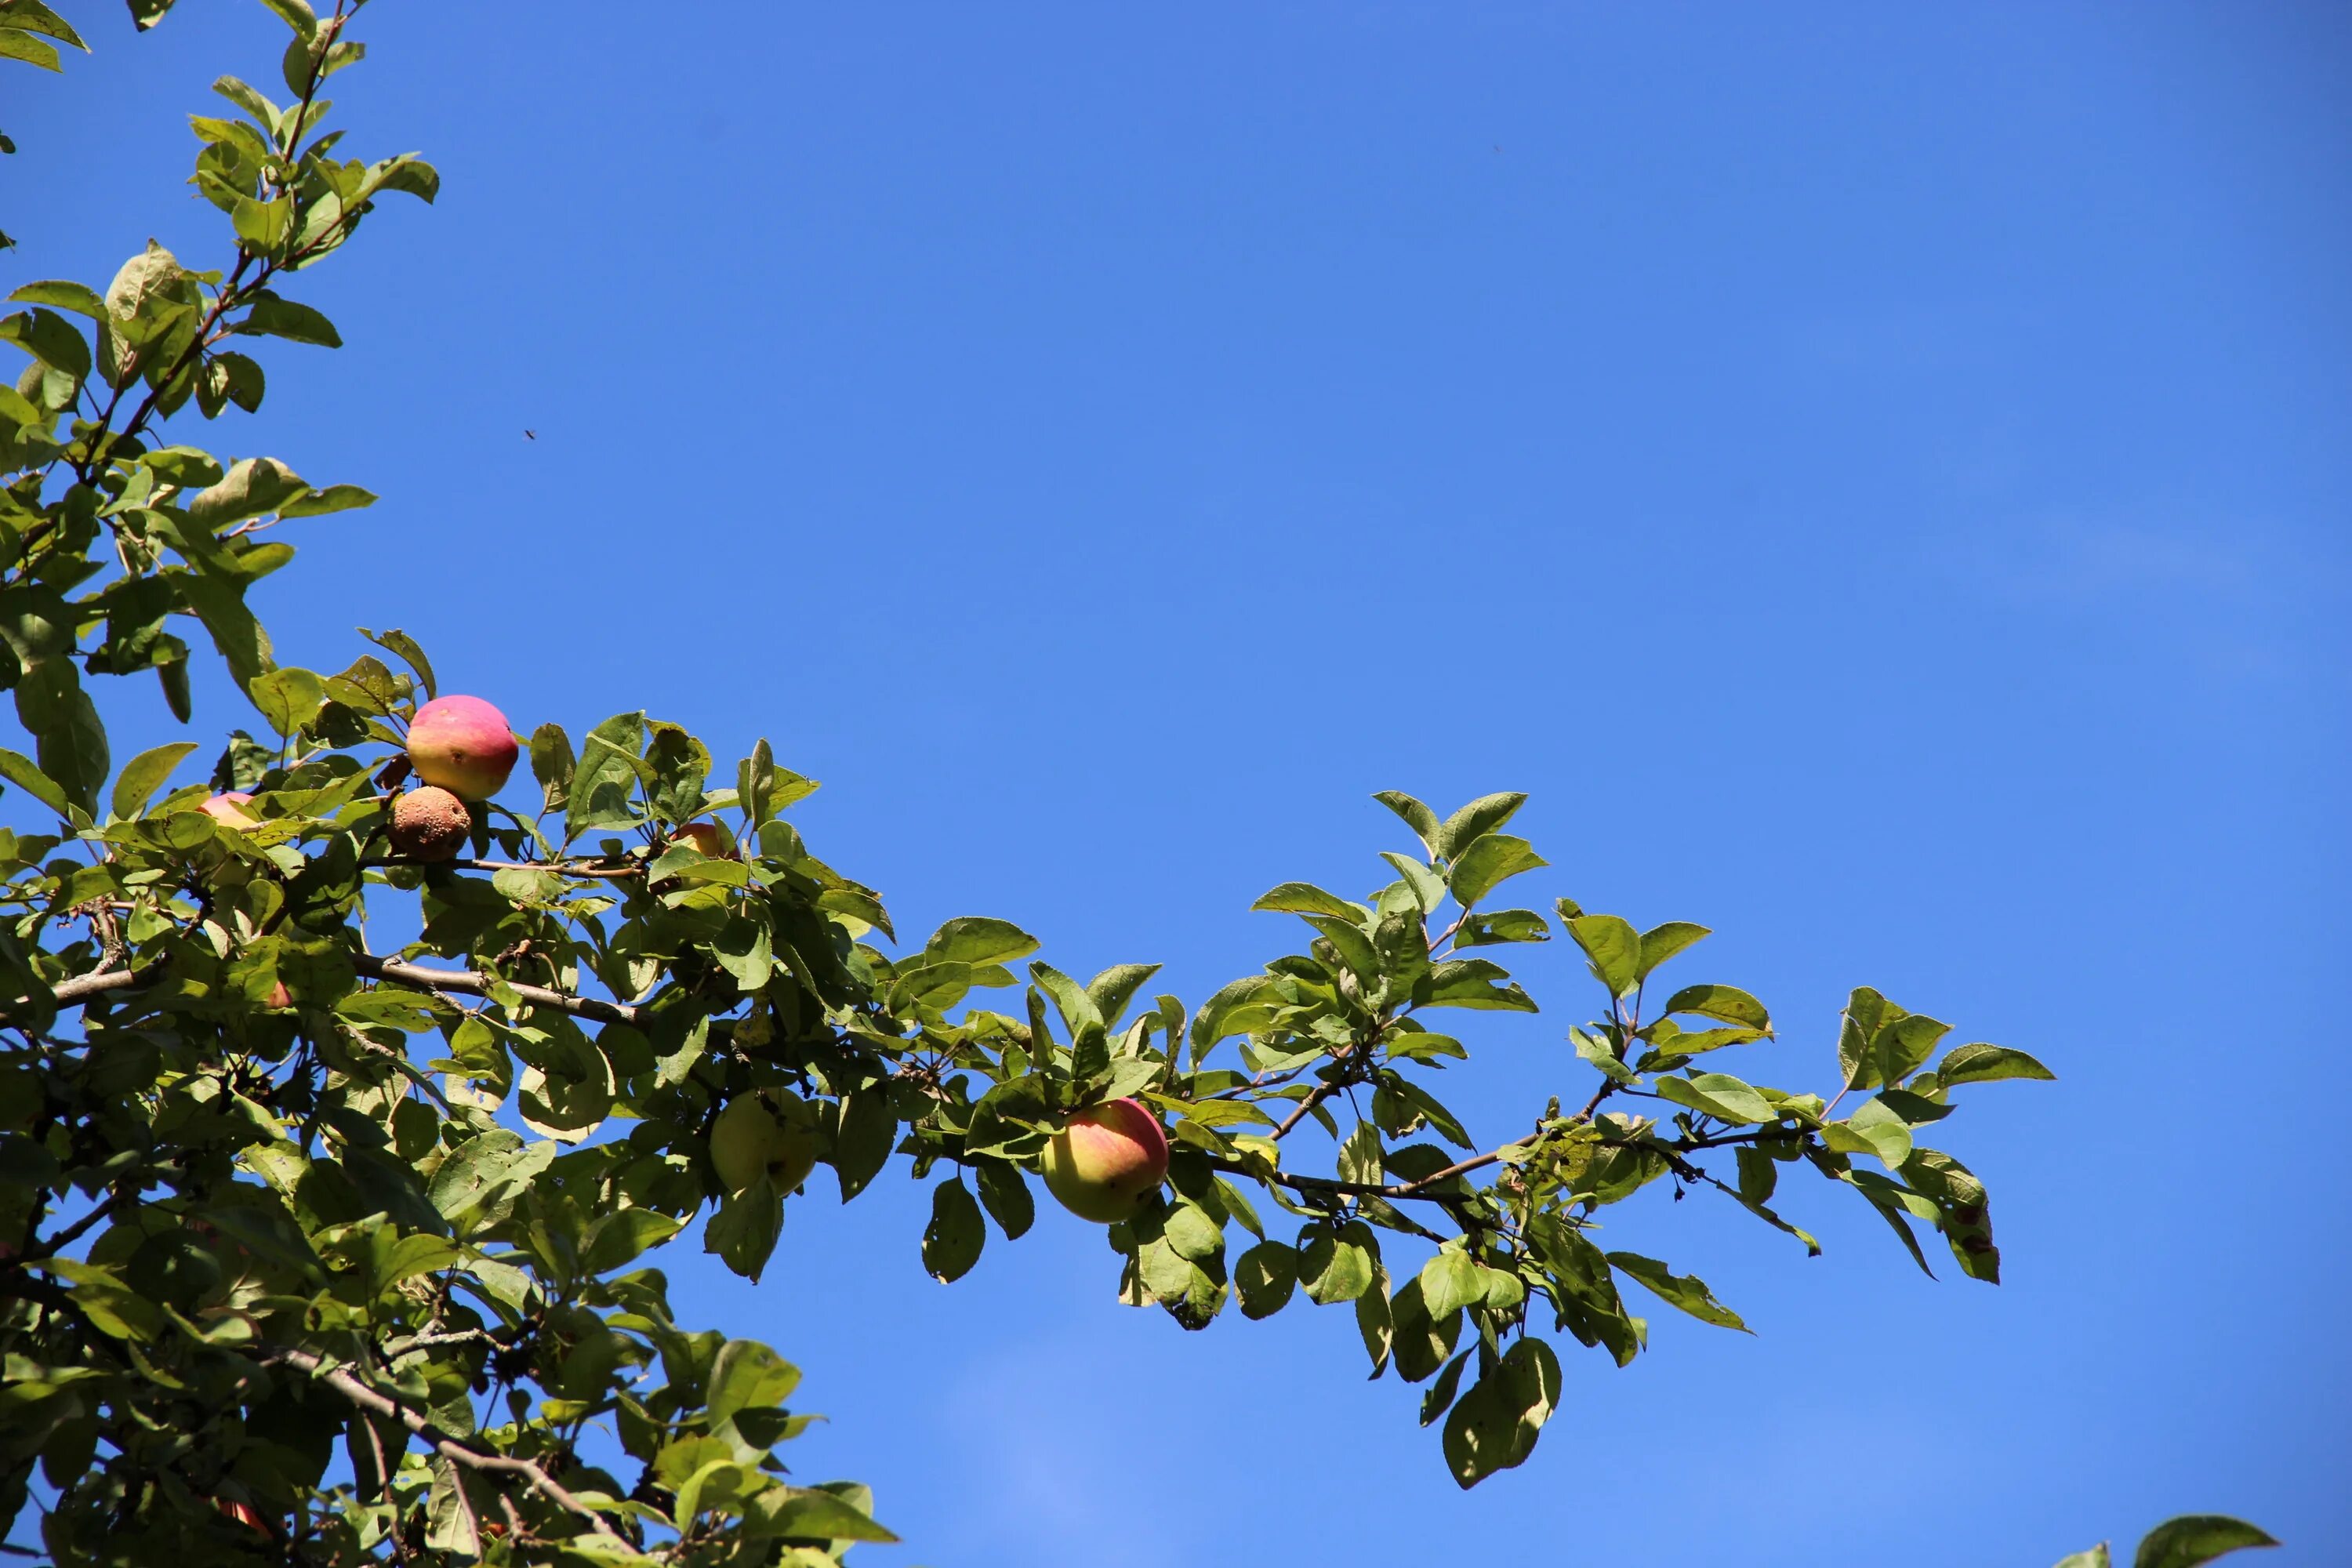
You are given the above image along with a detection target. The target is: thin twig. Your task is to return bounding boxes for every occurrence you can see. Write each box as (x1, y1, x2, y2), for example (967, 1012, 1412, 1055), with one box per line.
(354, 954, 639, 1026)
(264, 1345, 630, 1549)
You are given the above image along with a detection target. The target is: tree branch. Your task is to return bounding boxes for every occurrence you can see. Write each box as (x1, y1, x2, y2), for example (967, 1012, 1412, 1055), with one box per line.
(263, 1345, 630, 1550)
(352, 953, 641, 1026)
(42, 967, 147, 1006)
(38, 951, 653, 1030)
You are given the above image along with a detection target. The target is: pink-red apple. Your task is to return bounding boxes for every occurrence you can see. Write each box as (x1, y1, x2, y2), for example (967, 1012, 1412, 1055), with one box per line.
(405, 694, 518, 800)
(213, 1497, 274, 1537)
(1040, 1098, 1169, 1222)
(387, 786, 470, 862)
(199, 791, 260, 830)
(710, 1091, 822, 1195)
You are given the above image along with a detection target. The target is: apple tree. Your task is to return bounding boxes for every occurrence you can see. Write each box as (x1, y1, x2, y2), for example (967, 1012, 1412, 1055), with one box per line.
(0, 4, 2279, 1566)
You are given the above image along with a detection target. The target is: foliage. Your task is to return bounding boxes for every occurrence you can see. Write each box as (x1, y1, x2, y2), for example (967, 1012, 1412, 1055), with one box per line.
(2054, 1514, 2278, 1568)
(0, 3, 2245, 1565)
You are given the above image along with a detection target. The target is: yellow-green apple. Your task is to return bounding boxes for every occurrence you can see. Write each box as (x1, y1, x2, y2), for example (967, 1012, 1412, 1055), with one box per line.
(387, 786, 471, 862)
(1040, 1098, 1169, 1222)
(671, 819, 735, 858)
(405, 694, 518, 800)
(710, 1091, 822, 1195)
(199, 791, 260, 830)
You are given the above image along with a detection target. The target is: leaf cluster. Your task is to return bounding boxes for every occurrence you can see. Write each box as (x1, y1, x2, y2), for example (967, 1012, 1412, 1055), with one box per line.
(0, 4, 2124, 1563)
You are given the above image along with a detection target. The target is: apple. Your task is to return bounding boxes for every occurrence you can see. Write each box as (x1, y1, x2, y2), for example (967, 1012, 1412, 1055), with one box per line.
(387, 786, 471, 862)
(1040, 1098, 1169, 1222)
(405, 694, 518, 800)
(710, 1091, 822, 1195)
(199, 791, 260, 830)
(264, 980, 292, 1009)
(671, 819, 734, 858)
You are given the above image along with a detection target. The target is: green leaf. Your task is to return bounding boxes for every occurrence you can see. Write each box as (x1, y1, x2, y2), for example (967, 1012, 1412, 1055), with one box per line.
(187, 456, 307, 528)
(279, 482, 376, 518)
(238, 290, 339, 346)
(922, 915, 1039, 969)
(1660, 982, 1771, 1031)
(231, 194, 292, 252)
(2132, 1516, 2278, 1568)
(972, 1160, 1034, 1240)
(1373, 789, 1441, 854)
(580, 1209, 681, 1276)
(1301, 913, 1381, 988)
(1451, 907, 1550, 947)
(7, 280, 103, 318)
(1937, 1043, 2056, 1088)
(706, 1339, 801, 1428)
(831, 1086, 895, 1200)
(750, 1486, 898, 1544)
(704, 1179, 782, 1283)
(1420, 1348, 1472, 1428)
(528, 722, 573, 815)
(249, 666, 324, 738)
(1388, 1273, 1460, 1383)
(1029, 961, 1104, 1044)
(0, 2, 86, 49)
(1571, 1026, 1638, 1085)
(567, 710, 647, 837)
(1417, 1247, 1484, 1317)
(1432, 791, 1526, 860)
(0, 27, 62, 71)
(2053, 1548, 2113, 1568)
(253, 0, 318, 38)
(358, 627, 436, 699)
(0, 305, 89, 378)
(127, 0, 178, 31)
(1825, 1097, 1913, 1170)
(14, 659, 106, 815)
(109, 741, 197, 819)
(1872, 1013, 1951, 1087)
(1653, 1071, 1776, 1125)
(1085, 962, 1161, 1029)
(921, 1178, 984, 1283)
(1381, 851, 1449, 914)
(0, 745, 76, 823)
(1447, 833, 1546, 909)
(1300, 1223, 1375, 1305)
(1441, 1336, 1559, 1488)
(1566, 914, 1642, 996)
(1252, 881, 1367, 921)
(1635, 920, 1710, 978)
(1234, 1241, 1297, 1319)
(1606, 1251, 1750, 1331)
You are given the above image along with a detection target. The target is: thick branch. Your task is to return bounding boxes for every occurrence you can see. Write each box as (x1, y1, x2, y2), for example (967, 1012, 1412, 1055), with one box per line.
(35, 954, 644, 1027)
(263, 1345, 629, 1549)
(42, 967, 146, 1007)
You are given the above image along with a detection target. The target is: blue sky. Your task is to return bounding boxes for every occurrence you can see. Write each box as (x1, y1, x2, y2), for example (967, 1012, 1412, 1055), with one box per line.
(7, 2, 2349, 1563)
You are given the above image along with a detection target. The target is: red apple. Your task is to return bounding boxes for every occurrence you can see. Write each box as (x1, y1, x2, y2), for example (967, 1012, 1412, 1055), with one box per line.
(405, 694, 518, 800)
(264, 980, 292, 1009)
(1040, 1098, 1169, 1222)
(199, 791, 260, 830)
(671, 820, 734, 858)
(387, 786, 471, 862)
